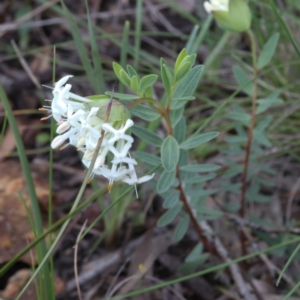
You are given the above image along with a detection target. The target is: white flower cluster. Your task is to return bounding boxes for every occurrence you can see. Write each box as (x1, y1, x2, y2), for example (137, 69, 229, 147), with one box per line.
(42, 76, 154, 195)
(204, 0, 229, 13)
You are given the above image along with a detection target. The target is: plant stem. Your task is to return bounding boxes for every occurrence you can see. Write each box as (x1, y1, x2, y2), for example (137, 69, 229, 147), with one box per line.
(160, 107, 215, 254)
(177, 167, 216, 255)
(240, 30, 258, 229)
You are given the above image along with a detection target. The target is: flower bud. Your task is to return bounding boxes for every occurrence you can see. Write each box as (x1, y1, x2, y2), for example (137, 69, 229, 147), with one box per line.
(56, 121, 71, 134)
(204, 0, 251, 33)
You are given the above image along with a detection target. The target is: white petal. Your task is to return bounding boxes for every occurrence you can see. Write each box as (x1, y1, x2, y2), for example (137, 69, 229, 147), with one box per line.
(53, 75, 73, 93)
(137, 174, 155, 184)
(111, 157, 137, 165)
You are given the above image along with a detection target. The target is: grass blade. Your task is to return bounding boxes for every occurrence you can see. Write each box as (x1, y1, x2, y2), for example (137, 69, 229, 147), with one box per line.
(61, 0, 98, 92)
(84, 0, 105, 93)
(0, 84, 54, 299)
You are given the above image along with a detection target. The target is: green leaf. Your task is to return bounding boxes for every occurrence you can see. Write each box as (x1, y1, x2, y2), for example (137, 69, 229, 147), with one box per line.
(139, 74, 158, 95)
(188, 189, 218, 198)
(160, 58, 172, 95)
(180, 255, 209, 274)
(225, 136, 247, 144)
(256, 91, 283, 114)
(180, 132, 219, 150)
(232, 66, 253, 96)
(113, 62, 124, 79)
(227, 111, 251, 124)
(119, 69, 131, 87)
(131, 125, 163, 147)
(172, 96, 195, 101)
(185, 243, 203, 262)
(170, 106, 184, 127)
(174, 48, 188, 74)
(156, 169, 176, 193)
(130, 105, 160, 121)
(175, 62, 191, 82)
(174, 116, 186, 144)
(256, 115, 272, 132)
(174, 214, 190, 241)
(257, 33, 280, 69)
(161, 136, 180, 172)
(180, 164, 220, 172)
(127, 65, 140, 79)
(172, 65, 203, 110)
(197, 207, 223, 220)
(157, 203, 182, 227)
(162, 189, 180, 208)
(130, 75, 139, 92)
(183, 173, 216, 184)
(253, 130, 272, 147)
(105, 91, 140, 100)
(144, 86, 153, 98)
(133, 151, 161, 166)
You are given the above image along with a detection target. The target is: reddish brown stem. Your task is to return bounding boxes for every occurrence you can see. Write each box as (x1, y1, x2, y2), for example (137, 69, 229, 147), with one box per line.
(177, 169, 217, 256)
(239, 30, 258, 254)
(240, 32, 258, 219)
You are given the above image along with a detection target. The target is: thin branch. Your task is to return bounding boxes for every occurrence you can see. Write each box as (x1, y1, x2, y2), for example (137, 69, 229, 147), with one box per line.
(11, 40, 42, 90)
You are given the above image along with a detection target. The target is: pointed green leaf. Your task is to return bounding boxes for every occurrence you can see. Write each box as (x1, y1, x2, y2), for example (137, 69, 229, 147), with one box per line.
(174, 116, 186, 144)
(174, 48, 188, 74)
(127, 65, 140, 79)
(156, 169, 176, 193)
(139, 74, 158, 94)
(188, 188, 218, 197)
(162, 189, 180, 208)
(131, 125, 163, 147)
(175, 62, 191, 82)
(183, 173, 216, 184)
(180, 164, 220, 172)
(130, 105, 160, 121)
(172, 65, 203, 110)
(119, 69, 131, 87)
(160, 58, 171, 95)
(105, 91, 140, 100)
(185, 243, 203, 262)
(170, 106, 184, 127)
(257, 33, 280, 69)
(173, 96, 195, 101)
(174, 214, 190, 241)
(144, 86, 153, 98)
(130, 75, 139, 92)
(161, 136, 180, 172)
(157, 203, 182, 227)
(233, 66, 253, 96)
(180, 132, 219, 150)
(113, 62, 124, 78)
(133, 151, 161, 166)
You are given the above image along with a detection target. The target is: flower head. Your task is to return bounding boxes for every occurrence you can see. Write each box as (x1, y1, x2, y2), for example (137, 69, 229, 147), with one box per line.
(204, 0, 251, 33)
(42, 76, 154, 195)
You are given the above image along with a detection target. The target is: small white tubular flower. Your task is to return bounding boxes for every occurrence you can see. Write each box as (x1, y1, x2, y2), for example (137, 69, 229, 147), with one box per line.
(204, 0, 229, 13)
